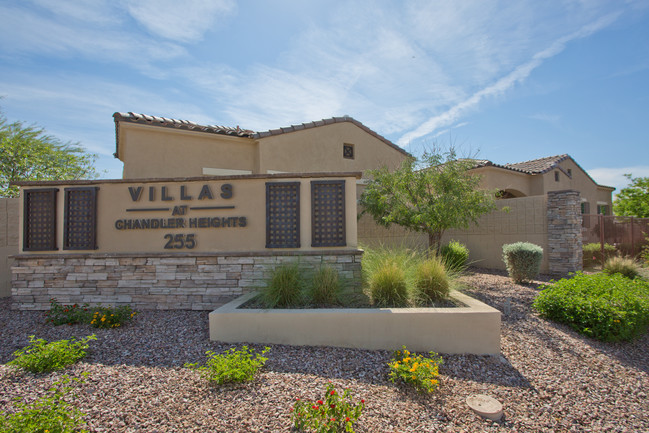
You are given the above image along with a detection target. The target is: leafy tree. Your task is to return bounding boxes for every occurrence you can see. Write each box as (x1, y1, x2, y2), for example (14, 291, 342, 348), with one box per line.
(0, 112, 99, 197)
(359, 148, 495, 252)
(613, 174, 649, 218)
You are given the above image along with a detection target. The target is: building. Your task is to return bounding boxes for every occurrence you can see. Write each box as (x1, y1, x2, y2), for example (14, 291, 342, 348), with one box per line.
(471, 154, 614, 215)
(113, 112, 409, 180)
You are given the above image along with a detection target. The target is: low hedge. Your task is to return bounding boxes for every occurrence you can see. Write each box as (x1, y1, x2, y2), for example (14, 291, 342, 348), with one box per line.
(583, 243, 616, 268)
(533, 272, 649, 342)
(502, 242, 543, 283)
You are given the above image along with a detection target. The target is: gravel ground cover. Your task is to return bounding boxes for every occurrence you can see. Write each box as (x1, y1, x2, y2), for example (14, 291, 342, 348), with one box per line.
(1, 269, 648, 432)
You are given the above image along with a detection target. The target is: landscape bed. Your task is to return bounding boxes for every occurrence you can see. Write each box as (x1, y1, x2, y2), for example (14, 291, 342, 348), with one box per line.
(209, 290, 501, 355)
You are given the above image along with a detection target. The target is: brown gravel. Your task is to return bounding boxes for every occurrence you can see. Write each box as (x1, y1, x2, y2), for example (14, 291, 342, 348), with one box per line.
(1, 269, 648, 432)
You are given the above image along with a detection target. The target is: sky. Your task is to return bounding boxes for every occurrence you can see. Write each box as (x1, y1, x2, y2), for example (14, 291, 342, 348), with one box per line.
(1, 0, 648, 194)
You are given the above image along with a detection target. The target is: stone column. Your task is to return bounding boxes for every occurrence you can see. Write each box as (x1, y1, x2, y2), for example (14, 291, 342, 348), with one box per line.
(547, 190, 583, 275)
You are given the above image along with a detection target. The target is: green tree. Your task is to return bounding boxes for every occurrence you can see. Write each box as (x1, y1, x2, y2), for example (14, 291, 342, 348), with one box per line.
(359, 148, 495, 252)
(613, 174, 649, 218)
(0, 112, 99, 197)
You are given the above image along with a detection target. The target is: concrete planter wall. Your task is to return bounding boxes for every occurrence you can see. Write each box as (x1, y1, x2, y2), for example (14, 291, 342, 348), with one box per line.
(209, 291, 501, 355)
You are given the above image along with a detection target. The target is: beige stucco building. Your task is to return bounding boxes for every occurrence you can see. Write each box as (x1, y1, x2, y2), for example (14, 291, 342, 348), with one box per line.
(114, 112, 409, 180)
(472, 154, 614, 214)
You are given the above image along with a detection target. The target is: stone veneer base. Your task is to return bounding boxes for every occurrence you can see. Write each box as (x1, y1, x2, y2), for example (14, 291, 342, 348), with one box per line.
(209, 291, 501, 355)
(11, 250, 363, 311)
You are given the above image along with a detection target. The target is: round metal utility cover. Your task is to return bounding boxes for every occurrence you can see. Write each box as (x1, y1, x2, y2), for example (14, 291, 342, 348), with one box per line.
(466, 394, 503, 421)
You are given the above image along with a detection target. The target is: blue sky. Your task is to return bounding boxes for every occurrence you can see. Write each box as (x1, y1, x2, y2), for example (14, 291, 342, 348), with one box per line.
(1, 0, 648, 194)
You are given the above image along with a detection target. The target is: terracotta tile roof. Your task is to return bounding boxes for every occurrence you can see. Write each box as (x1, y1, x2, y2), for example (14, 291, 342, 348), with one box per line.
(113, 112, 256, 137)
(113, 112, 409, 159)
(472, 154, 614, 190)
(472, 154, 570, 174)
(505, 154, 570, 174)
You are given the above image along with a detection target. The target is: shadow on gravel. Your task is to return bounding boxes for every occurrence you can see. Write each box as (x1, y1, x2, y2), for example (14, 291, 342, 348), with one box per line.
(440, 353, 535, 390)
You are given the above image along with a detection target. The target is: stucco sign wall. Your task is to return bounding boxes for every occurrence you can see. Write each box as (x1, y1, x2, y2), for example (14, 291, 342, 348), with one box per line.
(17, 173, 361, 254)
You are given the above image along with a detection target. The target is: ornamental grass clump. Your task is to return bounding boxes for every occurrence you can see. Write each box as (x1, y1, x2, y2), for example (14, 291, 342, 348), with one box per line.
(439, 240, 469, 272)
(368, 259, 409, 307)
(261, 263, 305, 308)
(502, 242, 543, 283)
(185, 346, 269, 385)
(8, 335, 96, 374)
(388, 346, 443, 393)
(0, 375, 87, 433)
(603, 256, 641, 279)
(308, 266, 342, 306)
(413, 256, 449, 303)
(533, 272, 649, 341)
(292, 383, 364, 433)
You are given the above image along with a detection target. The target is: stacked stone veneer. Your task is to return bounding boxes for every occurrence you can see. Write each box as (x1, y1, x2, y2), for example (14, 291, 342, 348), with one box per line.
(547, 190, 583, 275)
(11, 250, 363, 310)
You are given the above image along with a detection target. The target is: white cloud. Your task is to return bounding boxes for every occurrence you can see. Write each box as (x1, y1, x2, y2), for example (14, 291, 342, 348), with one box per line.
(588, 166, 649, 194)
(123, 0, 236, 42)
(396, 12, 621, 148)
(0, 3, 187, 72)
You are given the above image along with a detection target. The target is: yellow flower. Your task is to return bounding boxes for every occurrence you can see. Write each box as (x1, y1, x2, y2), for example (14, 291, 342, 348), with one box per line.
(101, 317, 106, 322)
(411, 375, 416, 380)
(403, 357, 411, 363)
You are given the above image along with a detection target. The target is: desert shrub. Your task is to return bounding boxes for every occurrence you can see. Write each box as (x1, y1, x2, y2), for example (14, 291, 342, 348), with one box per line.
(533, 272, 649, 341)
(368, 258, 409, 307)
(603, 256, 640, 279)
(0, 375, 87, 432)
(292, 383, 365, 433)
(185, 346, 269, 385)
(8, 335, 96, 374)
(308, 266, 342, 306)
(502, 242, 543, 283)
(261, 263, 305, 308)
(439, 240, 469, 271)
(45, 299, 137, 329)
(413, 256, 449, 303)
(388, 346, 443, 393)
(583, 243, 617, 268)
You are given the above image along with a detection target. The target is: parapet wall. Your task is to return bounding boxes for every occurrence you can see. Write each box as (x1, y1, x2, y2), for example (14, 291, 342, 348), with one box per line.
(11, 250, 362, 310)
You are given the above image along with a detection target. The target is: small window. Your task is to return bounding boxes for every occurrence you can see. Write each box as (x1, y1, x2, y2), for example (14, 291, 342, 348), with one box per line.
(567, 169, 572, 177)
(23, 188, 58, 251)
(554, 171, 560, 182)
(343, 143, 354, 159)
(597, 205, 608, 215)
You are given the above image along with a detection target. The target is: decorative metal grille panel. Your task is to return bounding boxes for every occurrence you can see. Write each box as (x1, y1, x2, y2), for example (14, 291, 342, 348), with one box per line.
(266, 182, 300, 248)
(311, 180, 346, 247)
(23, 189, 58, 251)
(64, 187, 98, 250)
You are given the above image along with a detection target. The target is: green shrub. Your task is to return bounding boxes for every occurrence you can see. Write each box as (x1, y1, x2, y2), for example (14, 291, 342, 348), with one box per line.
(583, 243, 617, 268)
(0, 375, 87, 433)
(89, 305, 136, 329)
(261, 263, 305, 308)
(388, 346, 443, 393)
(533, 272, 649, 341)
(414, 256, 449, 303)
(44, 299, 90, 326)
(8, 335, 96, 374)
(185, 346, 269, 385)
(368, 259, 409, 307)
(45, 299, 137, 329)
(603, 256, 640, 279)
(308, 266, 342, 306)
(292, 383, 365, 433)
(502, 242, 543, 283)
(439, 240, 469, 271)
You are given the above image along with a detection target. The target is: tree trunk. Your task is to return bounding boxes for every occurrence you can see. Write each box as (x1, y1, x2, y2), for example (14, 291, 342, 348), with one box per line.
(428, 231, 443, 255)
